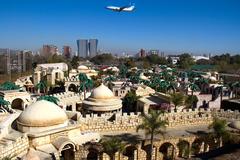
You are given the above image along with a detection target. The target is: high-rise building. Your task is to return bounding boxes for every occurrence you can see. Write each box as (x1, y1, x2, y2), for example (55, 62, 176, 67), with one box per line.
(89, 39, 98, 58)
(63, 46, 71, 59)
(0, 48, 10, 74)
(0, 49, 32, 74)
(77, 39, 88, 58)
(137, 49, 146, 58)
(42, 45, 58, 57)
(148, 50, 160, 56)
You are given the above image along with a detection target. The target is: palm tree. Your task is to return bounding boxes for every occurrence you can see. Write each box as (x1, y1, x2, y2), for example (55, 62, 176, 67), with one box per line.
(170, 92, 185, 111)
(232, 81, 240, 98)
(104, 76, 117, 88)
(122, 91, 140, 112)
(208, 117, 229, 147)
(0, 97, 10, 112)
(38, 95, 59, 105)
(137, 110, 168, 160)
(0, 81, 20, 90)
(101, 137, 125, 160)
(188, 82, 199, 96)
(78, 73, 88, 82)
(119, 64, 128, 79)
(35, 80, 47, 94)
(78, 73, 89, 99)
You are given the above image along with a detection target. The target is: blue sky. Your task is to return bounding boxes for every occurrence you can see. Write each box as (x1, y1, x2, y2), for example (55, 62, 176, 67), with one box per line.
(0, 0, 240, 55)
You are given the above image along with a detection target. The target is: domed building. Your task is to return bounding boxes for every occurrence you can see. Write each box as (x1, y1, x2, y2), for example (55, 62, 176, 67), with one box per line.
(78, 65, 89, 74)
(17, 100, 68, 133)
(83, 84, 122, 114)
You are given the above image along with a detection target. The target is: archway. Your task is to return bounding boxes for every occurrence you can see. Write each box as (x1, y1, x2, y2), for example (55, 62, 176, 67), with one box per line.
(159, 142, 175, 160)
(142, 144, 157, 160)
(87, 148, 99, 160)
(68, 84, 78, 92)
(177, 140, 190, 158)
(60, 143, 75, 160)
(123, 145, 138, 160)
(191, 138, 205, 155)
(11, 98, 24, 110)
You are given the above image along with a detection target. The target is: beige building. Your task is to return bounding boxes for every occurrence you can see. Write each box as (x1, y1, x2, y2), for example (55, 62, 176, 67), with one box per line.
(83, 84, 122, 115)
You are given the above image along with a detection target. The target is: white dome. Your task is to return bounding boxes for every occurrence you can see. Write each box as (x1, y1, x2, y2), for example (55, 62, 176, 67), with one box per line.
(139, 73, 148, 80)
(209, 76, 217, 82)
(90, 83, 114, 99)
(18, 100, 68, 127)
(78, 65, 88, 70)
(70, 69, 77, 73)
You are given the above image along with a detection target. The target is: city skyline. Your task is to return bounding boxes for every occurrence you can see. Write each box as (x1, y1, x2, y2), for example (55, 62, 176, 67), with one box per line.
(0, 0, 240, 54)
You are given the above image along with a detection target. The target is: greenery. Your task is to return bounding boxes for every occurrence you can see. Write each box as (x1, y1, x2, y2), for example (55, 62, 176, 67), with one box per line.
(185, 95, 198, 109)
(0, 97, 10, 113)
(101, 137, 125, 160)
(90, 53, 115, 65)
(35, 80, 47, 94)
(37, 95, 59, 105)
(0, 81, 20, 90)
(170, 92, 185, 111)
(137, 110, 168, 160)
(78, 73, 93, 98)
(208, 117, 229, 147)
(122, 91, 140, 112)
(178, 53, 195, 69)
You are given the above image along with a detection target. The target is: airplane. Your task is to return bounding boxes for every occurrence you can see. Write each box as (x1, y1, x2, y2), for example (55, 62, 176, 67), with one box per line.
(106, 4, 135, 12)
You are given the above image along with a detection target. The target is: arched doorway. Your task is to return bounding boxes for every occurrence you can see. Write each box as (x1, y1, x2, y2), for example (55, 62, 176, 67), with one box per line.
(11, 98, 24, 110)
(60, 143, 75, 160)
(177, 140, 190, 158)
(191, 138, 205, 155)
(159, 142, 175, 160)
(87, 148, 99, 160)
(85, 142, 102, 160)
(68, 84, 78, 92)
(123, 145, 137, 160)
(142, 144, 157, 160)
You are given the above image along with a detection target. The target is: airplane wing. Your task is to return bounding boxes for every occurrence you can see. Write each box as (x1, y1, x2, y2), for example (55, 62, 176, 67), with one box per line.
(122, 6, 135, 12)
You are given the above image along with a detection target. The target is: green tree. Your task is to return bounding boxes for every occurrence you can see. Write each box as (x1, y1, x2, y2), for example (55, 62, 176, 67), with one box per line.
(188, 82, 199, 96)
(101, 137, 125, 160)
(170, 93, 185, 111)
(122, 91, 140, 112)
(0, 81, 20, 90)
(0, 97, 10, 113)
(137, 110, 168, 160)
(70, 56, 80, 69)
(38, 95, 59, 105)
(47, 54, 66, 63)
(208, 117, 229, 147)
(185, 95, 198, 109)
(179, 53, 195, 69)
(35, 80, 47, 94)
(90, 53, 115, 65)
(119, 64, 128, 79)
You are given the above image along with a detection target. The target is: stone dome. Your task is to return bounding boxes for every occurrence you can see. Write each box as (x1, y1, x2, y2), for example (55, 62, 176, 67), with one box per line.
(83, 84, 122, 112)
(78, 65, 88, 70)
(90, 83, 114, 99)
(70, 69, 77, 73)
(18, 100, 68, 127)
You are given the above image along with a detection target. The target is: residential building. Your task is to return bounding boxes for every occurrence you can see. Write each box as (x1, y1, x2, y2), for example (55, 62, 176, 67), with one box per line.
(42, 45, 58, 57)
(63, 46, 71, 59)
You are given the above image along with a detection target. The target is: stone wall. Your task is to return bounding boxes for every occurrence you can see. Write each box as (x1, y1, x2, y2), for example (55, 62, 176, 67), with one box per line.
(0, 134, 29, 159)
